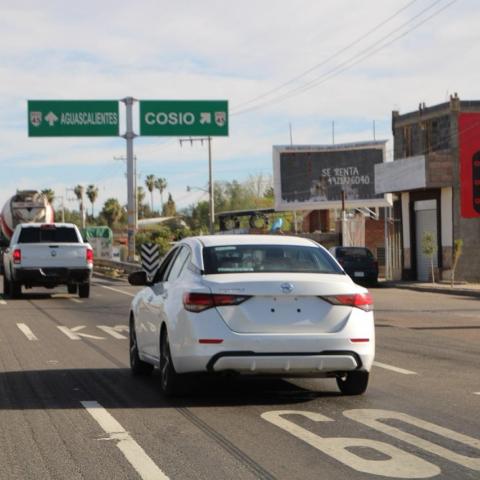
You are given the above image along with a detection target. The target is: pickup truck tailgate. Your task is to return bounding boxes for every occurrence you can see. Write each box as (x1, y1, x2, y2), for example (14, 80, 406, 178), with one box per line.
(19, 244, 89, 268)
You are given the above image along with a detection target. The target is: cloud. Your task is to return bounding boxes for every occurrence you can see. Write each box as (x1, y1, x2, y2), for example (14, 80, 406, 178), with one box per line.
(0, 0, 477, 214)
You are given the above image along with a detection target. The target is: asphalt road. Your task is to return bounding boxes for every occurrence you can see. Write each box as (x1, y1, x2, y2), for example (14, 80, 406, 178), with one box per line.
(0, 278, 479, 480)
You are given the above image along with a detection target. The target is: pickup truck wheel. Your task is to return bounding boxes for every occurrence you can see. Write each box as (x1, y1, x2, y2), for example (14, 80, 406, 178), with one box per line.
(3, 275, 10, 296)
(10, 281, 21, 299)
(67, 284, 78, 295)
(78, 283, 90, 298)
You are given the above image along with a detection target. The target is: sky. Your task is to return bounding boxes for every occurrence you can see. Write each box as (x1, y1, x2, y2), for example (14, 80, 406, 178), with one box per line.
(0, 0, 478, 215)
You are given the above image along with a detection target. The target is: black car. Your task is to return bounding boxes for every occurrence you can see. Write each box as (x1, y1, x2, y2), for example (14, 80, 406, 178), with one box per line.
(329, 246, 378, 286)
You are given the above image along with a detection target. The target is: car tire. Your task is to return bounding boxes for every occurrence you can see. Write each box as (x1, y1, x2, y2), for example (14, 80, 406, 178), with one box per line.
(78, 283, 90, 298)
(129, 322, 154, 376)
(10, 280, 21, 299)
(68, 284, 78, 295)
(3, 275, 10, 297)
(160, 331, 186, 396)
(336, 371, 369, 395)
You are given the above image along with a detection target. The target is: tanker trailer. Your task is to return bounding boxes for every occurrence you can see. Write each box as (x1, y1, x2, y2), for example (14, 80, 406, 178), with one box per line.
(0, 190, 54, 273)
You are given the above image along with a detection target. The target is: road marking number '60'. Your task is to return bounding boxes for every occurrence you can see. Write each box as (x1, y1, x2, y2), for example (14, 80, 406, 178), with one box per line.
(261, 409, 480, 478)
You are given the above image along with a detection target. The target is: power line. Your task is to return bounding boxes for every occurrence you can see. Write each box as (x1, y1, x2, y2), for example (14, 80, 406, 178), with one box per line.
(233, 0, 457, 116)
(232, 0, 420, 112)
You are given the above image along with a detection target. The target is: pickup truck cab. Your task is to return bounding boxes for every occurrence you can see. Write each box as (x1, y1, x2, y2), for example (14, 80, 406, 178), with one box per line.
(2, 223, 93, 299)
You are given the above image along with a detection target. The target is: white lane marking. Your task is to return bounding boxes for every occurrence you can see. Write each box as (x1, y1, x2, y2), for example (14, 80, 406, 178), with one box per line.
(262, 410, 439, 478)
(97, 325, 128, 340)
(345, 409, 480, 471)
(69, 298, 83, 304)
(17, 323, 38, 341)
(57, 326, 105, 340)
(474, 392, 480, 396)
(81, 401, 169, 480)
(0, 297, 6, 305)
(98, 285, 135, 297)
(373, 361, 417, 375)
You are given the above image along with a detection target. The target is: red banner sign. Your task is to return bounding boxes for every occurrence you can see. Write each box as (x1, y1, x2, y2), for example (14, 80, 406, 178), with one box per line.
(459, 113, 480, 218)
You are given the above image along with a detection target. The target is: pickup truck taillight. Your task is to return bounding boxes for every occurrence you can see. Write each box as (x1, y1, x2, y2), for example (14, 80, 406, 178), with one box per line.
(86, 248, 94, 264)
(13, 249, 21, 264)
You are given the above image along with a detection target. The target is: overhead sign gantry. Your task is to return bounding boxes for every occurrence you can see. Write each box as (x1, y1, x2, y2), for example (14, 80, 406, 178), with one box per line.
(27, 98, 229, 260)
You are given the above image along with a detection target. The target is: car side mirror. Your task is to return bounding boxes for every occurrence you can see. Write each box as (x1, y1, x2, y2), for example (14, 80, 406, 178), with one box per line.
(128, 270, 149, 286)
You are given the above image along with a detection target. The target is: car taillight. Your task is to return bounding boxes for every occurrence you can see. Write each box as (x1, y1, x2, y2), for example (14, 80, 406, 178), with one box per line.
(13, 249, 21, 264)
(183, 292, 250, 313)
(86, 248, 94, 264)
(321, 293, 373, 312)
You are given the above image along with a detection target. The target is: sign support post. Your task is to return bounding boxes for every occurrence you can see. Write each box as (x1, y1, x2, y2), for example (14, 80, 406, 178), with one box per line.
(208, 136, 214, 235)
(123, 97, 137, 262)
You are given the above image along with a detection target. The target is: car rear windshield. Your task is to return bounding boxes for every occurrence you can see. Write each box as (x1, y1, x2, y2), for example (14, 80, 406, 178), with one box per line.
(336, 247, 374, 260)
(18, 227, 80, 243)
(203, 244, 343, 274)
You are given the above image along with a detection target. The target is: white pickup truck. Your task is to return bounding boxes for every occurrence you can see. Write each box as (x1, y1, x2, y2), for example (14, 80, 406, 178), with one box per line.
(2, 223, 93, 299)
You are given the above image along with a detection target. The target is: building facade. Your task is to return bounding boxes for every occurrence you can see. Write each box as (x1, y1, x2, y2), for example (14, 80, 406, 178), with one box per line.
(376, 94, 480, 281)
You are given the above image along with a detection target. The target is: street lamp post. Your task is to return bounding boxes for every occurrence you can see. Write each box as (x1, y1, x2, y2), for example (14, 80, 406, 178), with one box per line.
(180, 136, 214, 234)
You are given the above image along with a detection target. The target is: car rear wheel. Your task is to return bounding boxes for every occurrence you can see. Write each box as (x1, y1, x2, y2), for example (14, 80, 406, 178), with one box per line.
(78, 283, 90, 298)
(160, 331, 186, 396)
(129, 322, 153, 376)
(68, 284, 78, 295)
(336, 371, 369, 395)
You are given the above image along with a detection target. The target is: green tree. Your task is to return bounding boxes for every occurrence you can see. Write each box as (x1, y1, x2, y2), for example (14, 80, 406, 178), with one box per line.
(162, 193, 176, 217)
(421, 231, 437, 283)
(450, 239, 463, 287)
(100, 198, 123, 227)
(86, 184, 99, 218)
(145, 174, 156, 211)
(137, 186, 146, 219)
(41, 188, 55, 204)
(154, 177, 167, 213)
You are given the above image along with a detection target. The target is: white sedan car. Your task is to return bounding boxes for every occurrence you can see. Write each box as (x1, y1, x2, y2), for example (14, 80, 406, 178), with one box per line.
(128, 235, 375, 396)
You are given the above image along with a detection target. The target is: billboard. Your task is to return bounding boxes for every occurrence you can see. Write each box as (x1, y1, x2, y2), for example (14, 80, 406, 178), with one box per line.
(273, 141, 391, 211)
(458, 113, 480, 218)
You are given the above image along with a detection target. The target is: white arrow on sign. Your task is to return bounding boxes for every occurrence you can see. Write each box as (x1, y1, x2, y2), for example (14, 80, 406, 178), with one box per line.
(45, 111, 59, 126)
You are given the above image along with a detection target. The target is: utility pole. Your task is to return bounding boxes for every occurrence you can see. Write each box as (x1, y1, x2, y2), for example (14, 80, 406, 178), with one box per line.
(180, 136, 215, 234)
(122, 97, 137, 262)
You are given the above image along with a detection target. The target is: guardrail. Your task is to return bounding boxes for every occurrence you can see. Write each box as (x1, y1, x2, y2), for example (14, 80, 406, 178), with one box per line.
(94, 258, 141, 275)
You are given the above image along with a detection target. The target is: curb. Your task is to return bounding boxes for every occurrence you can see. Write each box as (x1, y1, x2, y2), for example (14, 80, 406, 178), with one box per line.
(381, 282, 480, 298)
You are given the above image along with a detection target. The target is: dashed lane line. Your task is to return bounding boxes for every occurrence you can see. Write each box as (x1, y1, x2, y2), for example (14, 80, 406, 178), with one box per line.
(81, 401, 169, 480)
(373, 361, 417, 375)
(17, 323, 39, 341)
(97, 284, 136, 297)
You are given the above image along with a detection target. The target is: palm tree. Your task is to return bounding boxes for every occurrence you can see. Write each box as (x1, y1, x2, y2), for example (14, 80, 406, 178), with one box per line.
(86, 185, 99, 218)
(155, 177, 167, 213)
(145, 174, 156, 211)
(41, 188, 55, 204)
(73, 185, 85, 228)
(100, 198, 122, 227)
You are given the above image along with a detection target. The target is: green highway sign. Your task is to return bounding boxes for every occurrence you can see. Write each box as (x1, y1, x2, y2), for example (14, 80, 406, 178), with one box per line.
(140, 100, 228, 136)
(28, 100, 119, 137)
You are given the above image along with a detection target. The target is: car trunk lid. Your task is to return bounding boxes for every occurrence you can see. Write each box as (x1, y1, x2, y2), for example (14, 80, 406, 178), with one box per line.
(203, 272, 358, 334)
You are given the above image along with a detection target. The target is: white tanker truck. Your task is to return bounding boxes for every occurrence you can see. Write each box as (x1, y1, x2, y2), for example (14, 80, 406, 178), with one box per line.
(0, 190, 54, 274)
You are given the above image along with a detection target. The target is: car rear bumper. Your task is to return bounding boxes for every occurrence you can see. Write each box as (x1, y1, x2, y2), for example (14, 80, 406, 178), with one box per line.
(206, 350, 362, 375)
(13, 267, 92, 286)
